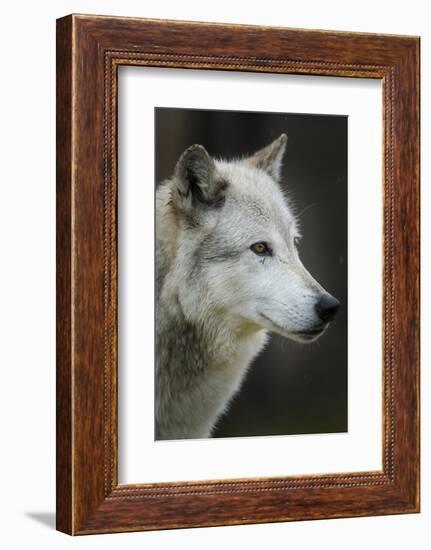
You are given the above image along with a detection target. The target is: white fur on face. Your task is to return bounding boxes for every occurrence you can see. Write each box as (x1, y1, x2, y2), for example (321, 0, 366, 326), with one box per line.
(174, 158, 329, 343)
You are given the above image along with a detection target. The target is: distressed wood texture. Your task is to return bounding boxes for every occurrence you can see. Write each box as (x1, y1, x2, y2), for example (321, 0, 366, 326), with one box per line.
(56, 14, 420, 535)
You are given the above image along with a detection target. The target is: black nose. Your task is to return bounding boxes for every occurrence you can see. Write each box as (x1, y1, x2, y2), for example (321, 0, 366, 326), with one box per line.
(315, 293, 340, 323)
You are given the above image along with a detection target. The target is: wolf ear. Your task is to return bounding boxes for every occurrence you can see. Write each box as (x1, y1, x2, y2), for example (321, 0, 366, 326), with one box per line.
(173, 144, 226, 210)
(246, 134, 287, 182)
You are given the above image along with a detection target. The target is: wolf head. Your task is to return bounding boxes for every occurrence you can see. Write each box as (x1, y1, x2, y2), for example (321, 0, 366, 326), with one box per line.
(160, 134, 339, 343)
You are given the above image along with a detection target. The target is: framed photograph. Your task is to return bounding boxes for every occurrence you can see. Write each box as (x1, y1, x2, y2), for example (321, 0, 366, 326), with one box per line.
(56, 14, 420, 535)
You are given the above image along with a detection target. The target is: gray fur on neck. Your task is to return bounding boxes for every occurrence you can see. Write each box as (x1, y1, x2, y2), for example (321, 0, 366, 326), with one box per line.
(155, 181, 267, 440)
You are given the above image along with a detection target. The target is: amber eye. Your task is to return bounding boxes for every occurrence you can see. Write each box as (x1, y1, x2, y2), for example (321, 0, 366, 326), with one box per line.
(250, 242, 271, 256)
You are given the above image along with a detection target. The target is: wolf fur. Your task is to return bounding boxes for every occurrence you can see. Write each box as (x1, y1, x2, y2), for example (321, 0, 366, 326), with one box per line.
(155, 135, 339, 440)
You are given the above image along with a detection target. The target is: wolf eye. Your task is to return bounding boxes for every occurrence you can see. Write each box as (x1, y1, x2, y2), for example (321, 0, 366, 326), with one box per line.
(250, 242, 271, 256)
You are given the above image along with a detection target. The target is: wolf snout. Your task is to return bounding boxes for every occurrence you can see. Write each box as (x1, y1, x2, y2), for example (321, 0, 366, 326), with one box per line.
(315, 293, 340, 323)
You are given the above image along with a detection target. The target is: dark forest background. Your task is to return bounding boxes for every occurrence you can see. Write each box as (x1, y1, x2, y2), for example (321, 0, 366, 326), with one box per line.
(155, 107, 348, 438)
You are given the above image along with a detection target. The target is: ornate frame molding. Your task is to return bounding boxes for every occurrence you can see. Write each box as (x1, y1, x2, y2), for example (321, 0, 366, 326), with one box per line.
(57, 14, 419, 534)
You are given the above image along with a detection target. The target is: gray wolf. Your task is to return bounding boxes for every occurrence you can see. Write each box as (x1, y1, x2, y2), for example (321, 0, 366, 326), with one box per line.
(155, 134, 340, 440)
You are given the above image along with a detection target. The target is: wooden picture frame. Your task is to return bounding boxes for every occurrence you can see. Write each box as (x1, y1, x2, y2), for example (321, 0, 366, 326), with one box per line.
(56, 14, 420, 535)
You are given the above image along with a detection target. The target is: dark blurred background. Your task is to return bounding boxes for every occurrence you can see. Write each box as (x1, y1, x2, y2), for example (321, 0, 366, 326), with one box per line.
(155, 107, 348, 438)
